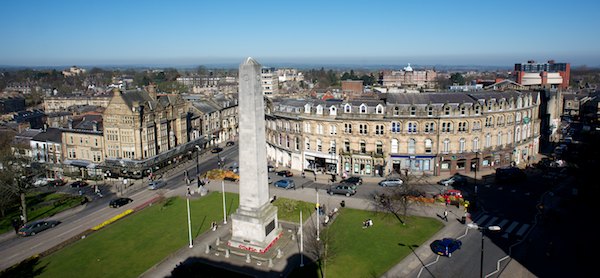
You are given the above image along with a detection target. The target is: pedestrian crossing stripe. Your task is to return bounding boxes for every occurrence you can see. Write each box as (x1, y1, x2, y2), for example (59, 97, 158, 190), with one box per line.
(516, 224, 530, 237)
(497, 219, 509, 228)
(504, 221, 519, 234)
(473, 214, 532, 239)
(474, 214, 489, 224)
(483, 216, 499, 227)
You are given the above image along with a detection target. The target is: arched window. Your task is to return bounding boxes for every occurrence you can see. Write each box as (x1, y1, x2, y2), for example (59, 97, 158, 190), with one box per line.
(391, 122, 401, 133)
(407, 122, 417, 133)
(360, 140, 366, 153)
(485, 133, 491, 148)
(425, 122, 435, 133)
(391, 139, 399, 153)
(507, 131, 512, 144)
(316, 138, 322, 152)
(359, 104, 367, 114)
(316, 105, 323, 115)
(473, 137, 479, 152)
(304, 104, 311, 113)
(329, 106, 337, 116)
(497, 132, 502, 146)
(376, 141, 383, 154)
(344, 104, 352, 113)
(443, 138, 450, 153)
(408, 139, 416, 154)
(459, 138, 466, 153)
(515, 127, 521, 142)
(376, 104, 384, 114)
(425, 139, 433, 153)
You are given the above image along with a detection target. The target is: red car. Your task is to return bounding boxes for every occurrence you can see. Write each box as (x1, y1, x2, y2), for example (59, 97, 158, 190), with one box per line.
(437, 189, 463, 199)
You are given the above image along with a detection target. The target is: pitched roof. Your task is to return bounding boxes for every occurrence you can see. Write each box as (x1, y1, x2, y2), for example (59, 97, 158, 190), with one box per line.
(32, 127, 62, 143)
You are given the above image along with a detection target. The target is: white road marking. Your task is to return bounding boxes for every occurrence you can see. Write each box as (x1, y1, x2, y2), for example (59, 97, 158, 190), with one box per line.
(516, 224, 530, 237)
(505, 221, 519, 234)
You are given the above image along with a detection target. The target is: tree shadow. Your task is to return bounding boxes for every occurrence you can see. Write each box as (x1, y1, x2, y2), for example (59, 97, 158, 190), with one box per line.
(398, 243, 436, 278)
(194, 215, 207, 238)
(0, 256, 48, 278)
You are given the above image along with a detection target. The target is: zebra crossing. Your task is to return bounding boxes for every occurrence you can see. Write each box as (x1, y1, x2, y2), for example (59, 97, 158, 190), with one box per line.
(472, 213, 531, 239)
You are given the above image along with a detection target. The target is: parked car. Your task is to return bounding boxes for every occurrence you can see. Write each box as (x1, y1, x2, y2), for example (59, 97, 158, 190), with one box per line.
(430, 238, 462, 257)
(148, 180, 167, 190)
(109, 197, 133, 208)
(495, 167, 526, 183)
(327, 184, 356, 196)
(70, 181, 89, 188)
(436, 189, 463, 199)
(341, 176, 363, 186)
(267, 165, 276, 172)
(378, 178, 404, 187)
(276, 170, 293, 177)
(47, 178, 67, 187)
(438, 174, 467, 186)
(18, 220, 61, 236)
(211, 147, 223, 153)
(33, 178, 49, 187)
(274, 179, 295, 189)
(225, 141, 235, 146)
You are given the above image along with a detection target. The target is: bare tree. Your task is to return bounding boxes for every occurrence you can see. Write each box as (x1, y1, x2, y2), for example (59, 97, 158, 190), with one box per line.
(371, 171, 430, 225)
(303, 217, 337, 278)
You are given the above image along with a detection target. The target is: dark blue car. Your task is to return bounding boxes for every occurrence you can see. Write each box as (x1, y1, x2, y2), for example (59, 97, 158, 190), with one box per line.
(274, 179, 295, 189)
(430, 238, 462, 257)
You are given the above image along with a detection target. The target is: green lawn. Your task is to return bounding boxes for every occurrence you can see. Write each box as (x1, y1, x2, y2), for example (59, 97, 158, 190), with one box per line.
(37, 192, 239, 278)
(0, 192, 85, 234)
(291, 208, 444, 278)
(272, 198, 314, 223)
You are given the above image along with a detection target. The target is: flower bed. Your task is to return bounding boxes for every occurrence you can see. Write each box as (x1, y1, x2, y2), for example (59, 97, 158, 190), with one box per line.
(92, 209, 133, 231)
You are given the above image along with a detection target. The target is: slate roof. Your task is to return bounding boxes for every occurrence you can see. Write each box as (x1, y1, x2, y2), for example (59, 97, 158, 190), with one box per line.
(121, 89, 155, 110)
(386, 92, 475, 105)
(32, 127, 62, 143)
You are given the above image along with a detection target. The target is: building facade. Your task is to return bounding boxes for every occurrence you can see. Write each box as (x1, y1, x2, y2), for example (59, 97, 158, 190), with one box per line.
(266, 91, 541, 176)
(382, 64, 437, 89)
(514, 60, 570, 89)
(61, 115, 104, 177)
(261, 67, 278, 95)
(44, 95, 111, 113)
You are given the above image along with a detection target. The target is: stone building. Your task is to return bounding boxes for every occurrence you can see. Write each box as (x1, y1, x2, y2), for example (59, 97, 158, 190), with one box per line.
(266, 90, 541, 176)
(61, 115, 104, 177)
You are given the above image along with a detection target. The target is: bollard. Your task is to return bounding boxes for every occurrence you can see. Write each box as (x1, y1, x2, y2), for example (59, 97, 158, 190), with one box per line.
(215, 237, 220, 246)
(225, 249, 230, 258)
(205, 244, 210, 254)
(276, 248, 283, 259)
(246, 254, 251, 263)
(291, 233, 296, 240)
(268, 258, 274, 268)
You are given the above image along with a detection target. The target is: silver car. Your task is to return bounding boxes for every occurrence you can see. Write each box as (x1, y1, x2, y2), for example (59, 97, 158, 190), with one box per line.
(327, 184, 356, 196)
(378, 178, 404, 187)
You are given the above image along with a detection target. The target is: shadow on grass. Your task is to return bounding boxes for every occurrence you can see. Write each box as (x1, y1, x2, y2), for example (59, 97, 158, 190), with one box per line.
(0, 256, 48, 278)
(162, 198, 176, 209)
(398, 243, 436, 278)
(195, 216, 207, 238)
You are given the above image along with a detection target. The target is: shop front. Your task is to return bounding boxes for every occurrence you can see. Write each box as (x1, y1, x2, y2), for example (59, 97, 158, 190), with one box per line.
(389, 155, 436, 175)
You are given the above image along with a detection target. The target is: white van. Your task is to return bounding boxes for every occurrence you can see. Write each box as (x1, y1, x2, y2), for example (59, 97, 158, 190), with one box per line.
(148, 180, 166, 190)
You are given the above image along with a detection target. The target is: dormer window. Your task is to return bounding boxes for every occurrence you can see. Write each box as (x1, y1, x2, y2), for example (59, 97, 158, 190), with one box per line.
(394, 106, 400, 116)
(304, 104, 311, 114)
(460, 106, 467, 116)
(316, 105, 323, 115)
(344, 104, 352, 113)
(444, 106, 451, 116)
(375, 104, 384, 114)
(427, 106, 433, 116)
(329, 106, 337, 116)
(410, 106, 416, 116)
(474, 105, 481, 115)
(359, 104, 367, 114)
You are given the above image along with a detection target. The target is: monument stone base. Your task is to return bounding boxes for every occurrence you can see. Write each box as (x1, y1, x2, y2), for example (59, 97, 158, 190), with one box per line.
(229, 202, 281, 253)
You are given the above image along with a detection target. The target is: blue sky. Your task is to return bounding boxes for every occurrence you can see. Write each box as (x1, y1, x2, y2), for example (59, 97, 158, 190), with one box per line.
(1, 0, 599, 67)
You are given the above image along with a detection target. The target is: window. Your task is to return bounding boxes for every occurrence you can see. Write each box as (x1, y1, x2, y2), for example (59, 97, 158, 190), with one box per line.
(360, 104, 367, 114)
(360, 140, 366, 153)
(375, 125, 384, 135)
(427, 106, 434, 116)
(507, 131, 512, 144)
(359, 124, 368, 135)
(473, 137, 479, 152)
(497, 132, 502, 146)
(442, 122, 453, 133)
(344, 139, 350, 152)
(407, 122, 417, 133)
(515, 127, 521, 142)
(295, 137, 300, 150)
(317, 139, 322, 152)
(410, 106, 416, 116)
(424, 122, 435, 133)
(316, 124, 323, 135)
(425, 139, 433, 153)
(304, 123, 311, 133)
(459, 138, 465, 153)
(316, 105, 323, 115)
(473, 121, 481, 130)
(458, 122, 468, 132)
(329, 106, 337, 115)
(376, 141, 383, 154)
(344, 104, 352, 113)
(460, 106, 467, 115)
(516, 112, 522, 122)
(305, 138, 310, 150)
(485, 116, 494, 127)
(391, 139, 399, 153)
(376, 105, 384, 114)
(443, 139, 450, 153)
(408, 139, 416, 154)
(344, 123, 352, 134)
(278, 134, 282, 145)
(485, 133, 491, 148)
(474, 105, 481, 114)
(393, 106, 399, 116)
(391, 122, 401, 133)
(444, 106, 451, 116)
(304, 104, 311, 113)
(497, 116, 504, 126)
(286, 136, 290, 148)
(329, 125, 337, 135)
(330, 141, 336, 154)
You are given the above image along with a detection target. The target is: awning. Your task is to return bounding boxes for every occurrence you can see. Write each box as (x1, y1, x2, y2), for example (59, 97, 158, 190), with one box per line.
(64, 159, 92, 168)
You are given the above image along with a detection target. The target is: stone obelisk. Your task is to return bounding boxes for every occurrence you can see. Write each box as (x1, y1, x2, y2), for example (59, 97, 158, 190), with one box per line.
(229, 57, 280, 253)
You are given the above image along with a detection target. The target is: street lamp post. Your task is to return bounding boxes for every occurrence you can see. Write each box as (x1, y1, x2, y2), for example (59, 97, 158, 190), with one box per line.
(474, 152, 481, 195)
(186, 195, 193, 248)
(467, 223, 501, 278)
(195, 145, 201, 176)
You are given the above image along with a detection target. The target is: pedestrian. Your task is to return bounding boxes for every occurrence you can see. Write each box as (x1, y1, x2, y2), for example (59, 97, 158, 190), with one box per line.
(340, 200, 346, 208)
(211, 221, 218, 231)
(301, 171, 306, 179)
(314, 172, 317, 182)
(11, 219, 20, 234)
(443, 210, 448, 222)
